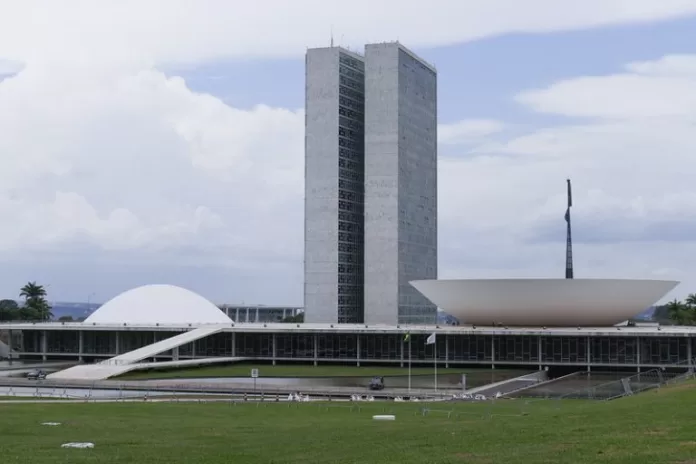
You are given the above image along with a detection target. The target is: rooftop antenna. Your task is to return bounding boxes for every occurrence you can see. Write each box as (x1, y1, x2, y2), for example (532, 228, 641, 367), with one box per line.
(565, 178, 574, 279)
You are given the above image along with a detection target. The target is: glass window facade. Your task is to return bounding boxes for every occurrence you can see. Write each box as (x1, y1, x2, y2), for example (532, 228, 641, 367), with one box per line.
(17, 329, 696, 369)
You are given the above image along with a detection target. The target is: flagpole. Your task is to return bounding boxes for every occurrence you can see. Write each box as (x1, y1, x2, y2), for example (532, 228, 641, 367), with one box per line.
(408, 337, 412, 393)
(434, 338, 438, 393)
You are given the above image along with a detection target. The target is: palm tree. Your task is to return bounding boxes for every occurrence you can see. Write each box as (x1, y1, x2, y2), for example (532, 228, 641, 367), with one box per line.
(666, 299, 692, 325)
(685, 293, 696, 308)
(19, 282, 46, 301)
(19, 282, 52, 321)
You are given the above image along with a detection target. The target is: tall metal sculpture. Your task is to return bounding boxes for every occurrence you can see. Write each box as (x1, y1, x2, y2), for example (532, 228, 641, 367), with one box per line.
(565, 178, 574, 279)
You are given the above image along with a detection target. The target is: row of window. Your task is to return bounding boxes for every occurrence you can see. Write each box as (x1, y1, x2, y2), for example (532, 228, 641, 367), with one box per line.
(338, 127, 361, 141)
(339, 138, 362, 154)
(338, 273, 361, 284)
(338, 221, 361, 233)
(339, 96, 364, 113)
(338, 200, 359, 212)
(339, 106, 362, 121)
(338, 252, 360, 264)
(338, 211, 362, 225)
(338, 231, 360, 243)
(339, 115, 363, 132)
(338, 295, 360, 306)
(339, 54, 364, 71)
(339, 146, 362, 164)
(339, 84, 363, 103)
(399, 50, 436, 78)
(339, 75, 364, 93)
(338, 158, 360, 172)
(337, 310, 362, 324)
(338, 263, 360, 274)
(338, 284, 361, 295)
(338, 189, 362, 202)
(339, 65, 363, 82)
(339, 168, 361, 182)
(338, 178, 362, 193)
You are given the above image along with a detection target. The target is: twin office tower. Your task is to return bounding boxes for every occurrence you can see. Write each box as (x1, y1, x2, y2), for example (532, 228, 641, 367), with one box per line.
(304, 42, 438, 326)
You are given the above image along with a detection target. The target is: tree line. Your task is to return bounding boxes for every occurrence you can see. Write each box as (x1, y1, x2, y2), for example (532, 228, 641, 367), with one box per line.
(652, 294, 696, 326)
(0, 282, 53, 322)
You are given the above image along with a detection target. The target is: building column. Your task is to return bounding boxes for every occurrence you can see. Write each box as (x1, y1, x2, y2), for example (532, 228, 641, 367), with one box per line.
(636, 336, 641, 372)
(231, 332, 236, 357)
(400, 337, 404, 368)
(688, 337, 693, 371)
(586, 336, 591, 372)
(313, 334, 318, 366)
(255, 308, 259, 323)
(490, 336, 495, 369)
(78, 331, 84, 362)
(235, 308, 239, 322)
(272, 333, 277, 366)
(537, 336, 543, 370)
(172, 346, 180, 361)
(445, 334, 449, 368)
(356, 335, 361, 367)
(6, 329, 11, 365)
(191, 338, 196, 359)
(41, 330, 47, 361)
(114, 332, 120, 355)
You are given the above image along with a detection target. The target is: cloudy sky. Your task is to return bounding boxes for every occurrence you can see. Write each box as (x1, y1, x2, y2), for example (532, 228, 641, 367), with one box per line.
(1, 1, 696, 306)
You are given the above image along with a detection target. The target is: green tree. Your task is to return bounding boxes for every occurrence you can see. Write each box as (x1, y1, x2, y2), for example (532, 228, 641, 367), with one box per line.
(666, 299, 694, 325)
(0, 299, 19, 321)
(280, 313, 304, 323)
(19, 282, 53, 321)
(685, 293, 696, 307)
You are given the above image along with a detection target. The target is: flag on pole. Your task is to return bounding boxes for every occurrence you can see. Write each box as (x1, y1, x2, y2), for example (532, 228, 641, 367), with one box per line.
(426, 333, 436, 345)
(403, 332, 410, 342)
(565, 178, 572, 223)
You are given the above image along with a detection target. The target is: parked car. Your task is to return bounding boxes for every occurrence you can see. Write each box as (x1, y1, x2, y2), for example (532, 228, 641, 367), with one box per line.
(26, 370, 46, 380)
(368, 376, 385, 391)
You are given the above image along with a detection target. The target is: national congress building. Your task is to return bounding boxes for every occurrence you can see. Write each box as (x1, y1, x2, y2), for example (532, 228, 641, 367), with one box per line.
(304, 42, 438, 326)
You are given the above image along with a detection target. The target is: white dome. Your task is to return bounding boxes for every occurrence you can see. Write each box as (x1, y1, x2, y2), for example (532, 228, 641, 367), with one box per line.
(84, 284, 233, 325)
(411, 278, 678, 327)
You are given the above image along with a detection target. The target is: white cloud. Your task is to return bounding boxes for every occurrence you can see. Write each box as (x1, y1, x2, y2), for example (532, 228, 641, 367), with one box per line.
(439, 119, 505, 145)
(0, 58, 22, 75)
(437, 54, 696, 302)
(1, 0, 695, 66)
(0, 66, 304, 263)
(515, 59, 696, 119)
(1, 1, 696, 302)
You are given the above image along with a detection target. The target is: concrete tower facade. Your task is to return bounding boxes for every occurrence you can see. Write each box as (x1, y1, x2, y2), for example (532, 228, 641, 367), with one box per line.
(304, 42, 437, 325)
(363, 43, 438, 325)
(304, 47, 365, 324)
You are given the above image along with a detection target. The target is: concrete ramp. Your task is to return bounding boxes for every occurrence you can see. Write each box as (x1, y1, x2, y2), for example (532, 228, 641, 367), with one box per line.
(101, 326, 225, 365)
(465, 371, 547, 397)
(48, 326, 226, 380)
(0, 339, 14, 359)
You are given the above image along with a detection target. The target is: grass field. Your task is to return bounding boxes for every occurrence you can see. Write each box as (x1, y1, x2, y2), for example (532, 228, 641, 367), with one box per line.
(1, 381, 696, 463)
(118, 363, 521, 380)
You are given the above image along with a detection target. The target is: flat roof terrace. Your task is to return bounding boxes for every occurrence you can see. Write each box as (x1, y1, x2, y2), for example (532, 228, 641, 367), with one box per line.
(3, 322, 696, 338)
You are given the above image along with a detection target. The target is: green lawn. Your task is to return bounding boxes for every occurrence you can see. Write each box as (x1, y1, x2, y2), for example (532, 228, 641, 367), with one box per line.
(118, 363, 522, 380)
(1, 382, 696, 463)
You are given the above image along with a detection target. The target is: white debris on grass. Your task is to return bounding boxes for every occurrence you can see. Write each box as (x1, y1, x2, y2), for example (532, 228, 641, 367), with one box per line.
(41, 422, 61, 426)
(372, 415, 396, 421)
(61, 442, 94, 449)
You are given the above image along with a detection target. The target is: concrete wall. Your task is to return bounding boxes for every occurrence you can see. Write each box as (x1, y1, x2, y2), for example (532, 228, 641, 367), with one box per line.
(364, 43, 438, 325)
(304, 47, 366, 323)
